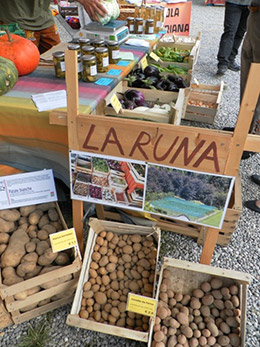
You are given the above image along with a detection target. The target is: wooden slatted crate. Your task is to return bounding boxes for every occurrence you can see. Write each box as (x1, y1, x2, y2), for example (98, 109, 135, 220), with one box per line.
(66, 218, 160, 342)
(148, 257, 251, 347)
(0, 202, 82, 326)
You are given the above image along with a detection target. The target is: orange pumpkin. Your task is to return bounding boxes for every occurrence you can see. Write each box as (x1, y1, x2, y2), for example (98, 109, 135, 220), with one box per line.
(0, 31, 40, 76)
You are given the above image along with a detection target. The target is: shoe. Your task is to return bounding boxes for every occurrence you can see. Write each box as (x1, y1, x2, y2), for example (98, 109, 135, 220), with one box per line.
(251, 174, 260, 186)
(244, 200, 260, 213)
(217, 65, 228, 75)
(228, 61, 240, 72)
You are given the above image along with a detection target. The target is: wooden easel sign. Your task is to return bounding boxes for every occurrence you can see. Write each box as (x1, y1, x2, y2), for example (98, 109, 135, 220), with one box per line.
(69, 150, 234, 229)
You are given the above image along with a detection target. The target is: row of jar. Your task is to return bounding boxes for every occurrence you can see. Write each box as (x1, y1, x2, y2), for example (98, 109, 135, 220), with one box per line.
(130, 5, 165, 34)
(53, 41, 120, 82)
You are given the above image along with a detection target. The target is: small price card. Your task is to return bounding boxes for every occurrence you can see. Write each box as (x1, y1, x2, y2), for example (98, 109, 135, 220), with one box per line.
(140, 56, 148, 70)
(149, 52, 161, 62)
(127, 293, 157, 317)
(50, 228, 78, 253)
(110, 93, 122, 114)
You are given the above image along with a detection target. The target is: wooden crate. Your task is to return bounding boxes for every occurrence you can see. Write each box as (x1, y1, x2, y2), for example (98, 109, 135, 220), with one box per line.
(155, 173, 242, 246)
(103, 81, 186, 125)
(148, 257, 251, 347)
(0, 202, 82, 326)
(183, 82, 224, 124)
(154, 32, 201, 70)
(66, 218, 161, 342)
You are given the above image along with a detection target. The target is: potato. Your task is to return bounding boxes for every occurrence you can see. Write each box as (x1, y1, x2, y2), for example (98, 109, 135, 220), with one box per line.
(28, 209, 44, 225)
(0, 244, 7, 255)
(40, 266, 72, 289)
(0, 217, 15, 233)
(38, 248, 58, 266)
(231, 295, 239, 307)
(217, 335, 230, 346)
(2, 266, 24, 285)
(189, 337, 199, 347)
(21, 252, 38, 264)
(48, 208, 59, 222)
(24, 265, 42, 279)
(36, 240, 49, 255)
(214, 299, 225, 310)
(201, 305, 210, 317)
(0, 232, 10, 244)
(94, 292, 107, 305)
(25, 241, 36, 253)
(192, 288, 204, 298)
(229, 284, 239, 295)
(202, 294, 214, 306)
(211, 278, 223, 289)
(42, 224, 56, 234)
(0, 208, 20, 222)
(55, 252, 70, 265)
(228, 333, 240, 346)
(37, 229, 49, 241)
(154, 331, 165, 343)
(177, 312, 189, 325)
(181, 325, 193, 338)
(207, 322, 219, 336)
(20, 205, 36, 217)
(38, 214, 50, 229)
(37, 202, 55, 211)
(1, 228, 29, 267)
(190, 298, 201, 309)
(226, 316, 239, 328)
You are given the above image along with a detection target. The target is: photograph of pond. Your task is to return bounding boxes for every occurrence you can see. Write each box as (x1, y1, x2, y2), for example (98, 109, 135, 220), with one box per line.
(144, 164, 234, 229)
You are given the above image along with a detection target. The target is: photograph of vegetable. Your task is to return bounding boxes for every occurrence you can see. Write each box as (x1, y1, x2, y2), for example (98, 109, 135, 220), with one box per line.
(144, 165, 234, 229)
(69, 151, 147, 210)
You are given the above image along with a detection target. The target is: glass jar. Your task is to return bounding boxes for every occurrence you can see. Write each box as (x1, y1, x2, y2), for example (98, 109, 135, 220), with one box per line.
(95, 47, 109, 73)
(53, 51, 65, 78)
(134, 6, 141, 19)
(81, 45, 95, 56)
(126, 17, 135, 34)
(82, 55, 97, 82)
(79, 38, 90, 50)
(155, 7, 164, 33)
(77, 52, 83, 79)
(145, 19, 154, 34)
(107, 40, 120, 64)
(134, 18, 144, 34)
(67, 43, 81, 56)
(92, 39, 105, 48)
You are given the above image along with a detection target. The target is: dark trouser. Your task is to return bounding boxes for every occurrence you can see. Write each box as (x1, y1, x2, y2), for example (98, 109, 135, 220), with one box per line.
(241, 11, 260, 133)
(217, 2, 249, 67)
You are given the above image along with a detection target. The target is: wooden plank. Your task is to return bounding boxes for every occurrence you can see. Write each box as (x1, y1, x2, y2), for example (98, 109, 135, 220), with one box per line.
(199, 227, 220, 265)
(66, 314, 149, 342)
(49, 110, 67, 126)
(224, 63, 260, 176)
(244, 133, 260, 152)
(72, 199, 84, 255)
(13, 295, 75, 325)
(75, 115, 232, 175)
(0, 298, 13, 329)
(240, 283, 248, 347)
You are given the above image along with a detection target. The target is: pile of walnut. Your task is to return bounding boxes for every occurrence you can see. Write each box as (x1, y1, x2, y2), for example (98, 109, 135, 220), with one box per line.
(152, 270, 241, 347)
(80, 231, 157, 331)
(0, 203, 73, 311)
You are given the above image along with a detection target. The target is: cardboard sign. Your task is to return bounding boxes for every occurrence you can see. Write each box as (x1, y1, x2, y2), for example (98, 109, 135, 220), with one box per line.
(140, 56, 148, 70)
(164, 2, 192, 36)
(50, 228, 78, 253)
(149, 52, 162, 62)
(110, 93, 122, 114)
(127, 293, 157, 317)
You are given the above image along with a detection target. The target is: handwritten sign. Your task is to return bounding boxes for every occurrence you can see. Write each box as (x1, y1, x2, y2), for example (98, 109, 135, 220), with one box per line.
(149, 52, 161, 62)
(50, 228, 78, 253)
(127, 293, 157, 317)
(110, 94, 122, 114)
(140, 56, 148, 70)
(164, 2, 192, 36)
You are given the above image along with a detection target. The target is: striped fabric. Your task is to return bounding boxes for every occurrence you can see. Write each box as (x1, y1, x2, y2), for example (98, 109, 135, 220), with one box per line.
(0, 42, 156, 185)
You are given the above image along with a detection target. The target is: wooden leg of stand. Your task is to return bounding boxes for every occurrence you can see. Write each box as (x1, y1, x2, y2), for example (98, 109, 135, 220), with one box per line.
(200, 227, 219, 265)
(72, 199, 84, 255)
(95, 204, 105, 220)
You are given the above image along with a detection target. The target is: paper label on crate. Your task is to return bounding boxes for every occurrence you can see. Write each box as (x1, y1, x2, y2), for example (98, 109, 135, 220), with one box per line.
(116, 60, 131, 66)
(0, 169, 57, 210)
(119, 52, 134, 60)
(107, 69, 121, 76)
(110, 93, 122, 114)
(149, 52, 161, 62)
(140, 56, 148, 70)
(127, 293, 157, 317)
(50, 228, 78, 253)
(95, 78, 113, 86)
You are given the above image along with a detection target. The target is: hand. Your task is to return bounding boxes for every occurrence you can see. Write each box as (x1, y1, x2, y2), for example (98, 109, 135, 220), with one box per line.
(77, 0, 107, 22)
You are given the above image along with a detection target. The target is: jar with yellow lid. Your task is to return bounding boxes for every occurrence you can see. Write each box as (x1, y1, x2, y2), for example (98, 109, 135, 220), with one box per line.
(126, 17, 135, 34)
(92, 39, 105, 48)
(107, 40, 120, 64)
(145, 19, 154, 34)
(81, 45, 95, 56)
(53, 51, 65, 78)
(134, 18, 144, 34)
(95, 47, 109, 73)
(82, 55, 97, 82)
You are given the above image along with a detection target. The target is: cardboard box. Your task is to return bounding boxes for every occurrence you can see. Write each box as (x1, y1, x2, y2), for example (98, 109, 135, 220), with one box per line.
(148, 257, 251, 347)
(66, 218, 161, 342)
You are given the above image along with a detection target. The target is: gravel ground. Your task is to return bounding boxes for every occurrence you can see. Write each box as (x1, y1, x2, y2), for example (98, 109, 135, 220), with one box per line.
(1, 1, 260, 346)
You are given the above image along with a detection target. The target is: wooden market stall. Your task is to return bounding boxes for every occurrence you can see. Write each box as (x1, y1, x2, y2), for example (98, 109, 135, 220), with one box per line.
(62, 50, 260, 265)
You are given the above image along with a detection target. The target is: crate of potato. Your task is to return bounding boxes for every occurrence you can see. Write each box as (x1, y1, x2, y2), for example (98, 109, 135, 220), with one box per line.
(183, 82, 224, 124)
(66, 218, 160, 342)
(0, 202, 82, 327)
(149, 257, 251, 347)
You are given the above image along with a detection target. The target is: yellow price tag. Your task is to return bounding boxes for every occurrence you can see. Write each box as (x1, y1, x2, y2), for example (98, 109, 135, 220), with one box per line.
(127, 293, 157, 317)
(141, 56, 148, 70)
(150, 52, 161, 62)
(50, 228, 78, 253)
(110, 93, 122, 114)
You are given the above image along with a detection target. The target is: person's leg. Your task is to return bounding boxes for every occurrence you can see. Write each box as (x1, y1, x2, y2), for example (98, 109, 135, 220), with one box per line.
(217, 2, 243, 73)
(229, 5, 249, 71)
(37, 24, 61, 54)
